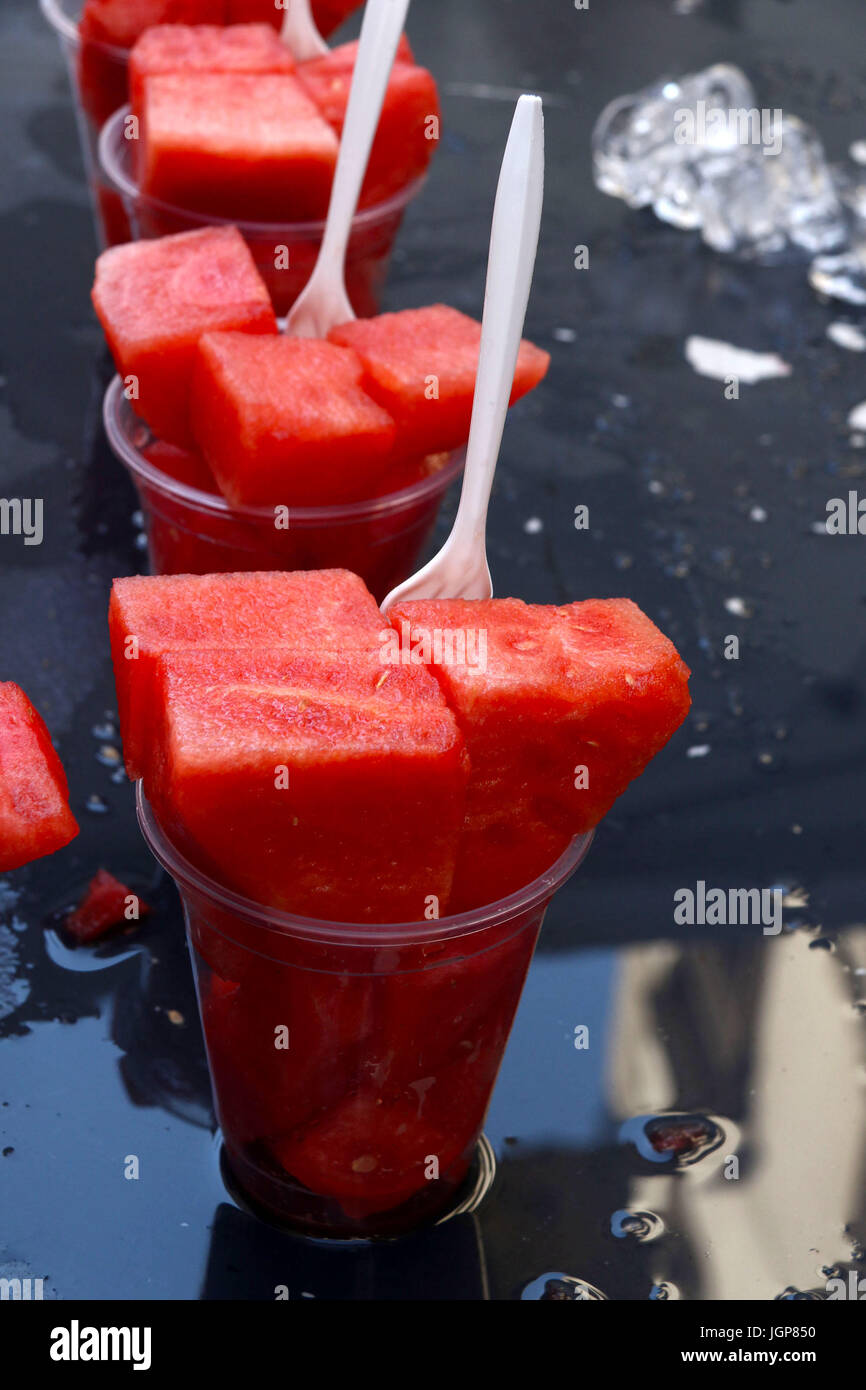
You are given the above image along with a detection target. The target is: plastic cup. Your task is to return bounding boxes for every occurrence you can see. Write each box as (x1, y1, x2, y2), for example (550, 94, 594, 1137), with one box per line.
(39, 0, 133, 247)
(99, 105, 425, 316)
(137, 784, 593, 1238)
(103, 377, 464, 602)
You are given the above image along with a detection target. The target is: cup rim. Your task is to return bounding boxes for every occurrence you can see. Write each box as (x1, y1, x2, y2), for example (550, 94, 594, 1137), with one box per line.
(104, 376, 465, 524)
(98, 104, 428, 233)
(137, 783, 594, 949)
(40, 0, 129, 59)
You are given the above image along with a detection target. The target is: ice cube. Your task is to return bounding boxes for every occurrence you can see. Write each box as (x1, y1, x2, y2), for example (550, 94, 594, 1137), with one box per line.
(592, 64, 755, 212)
(764, 116, 846, 254)
(809, 239, 866, 306)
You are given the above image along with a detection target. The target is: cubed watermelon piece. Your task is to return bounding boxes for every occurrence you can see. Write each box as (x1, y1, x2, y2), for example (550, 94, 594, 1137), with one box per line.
(139, 72, 339, 222)
(65, 869, 151, 944)
(0, 684, 79, 872)
(388, 597, 691, 910)
(92, 226, 277, 449)
(202, 965, 377, 1142)
(109, 569, 384, 780)
(297, 42, 437, 207)
(79, 0, 223, 50)
(269, 1090, 467, 1209)
(142, 440, 221, 495)
(146, 648, 468, 920)
(225, 0, 364, 39)
(129, 23, 295, 116)
(190, 332, 396, 507)
(328, 306, 550, 458)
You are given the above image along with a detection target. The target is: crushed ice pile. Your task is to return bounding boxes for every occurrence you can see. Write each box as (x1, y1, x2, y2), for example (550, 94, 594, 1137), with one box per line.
(593, 63, 866, 302)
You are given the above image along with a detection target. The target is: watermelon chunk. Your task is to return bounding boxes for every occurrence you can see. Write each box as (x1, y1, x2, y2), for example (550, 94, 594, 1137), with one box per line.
(328, 306, 550, 458)
(129, 23, 295, 116)
(109, 569, 384, 780)
(139, 72, 339, 222)
(269, 1091, 467, 1210)
(202, 966, 377, 1143)
(0, 684, 79, 872)
(78, 2, 220, 123)
(92, 226, 277, 448)
(65, 869, 151, 944)
(78, 0, 223, 50)
(225, 0, 364, 39)
(190, 332, 396, 507)
(388, 597, 692, 910)
(146, 648, 468, 920)
(297, 41, 437, 207)
(142, 440, 220, 495)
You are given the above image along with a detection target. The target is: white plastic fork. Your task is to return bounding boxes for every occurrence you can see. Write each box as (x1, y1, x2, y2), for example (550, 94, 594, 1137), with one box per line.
(280, 0, 329, 61)
(380, 94, 545, 611)
(285, 0, 412, 338)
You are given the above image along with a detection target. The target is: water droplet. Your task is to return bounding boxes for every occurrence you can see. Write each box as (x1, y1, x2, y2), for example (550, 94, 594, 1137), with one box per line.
(629, 1113, 725, 1166)
(756, 750, 778, 770)
(91, 722, 116, 741)
(110, 766, 127, 785)
(749, 505, 768, 522)
(612, 393, 630, 408)
(96, 745, 121, 768)
(131, 510, 144, 529)
(135, 533, 148, 552)
(686, 744, 711, 758)
(522, 1273, 607, 1301)
(775, 1286, 822, 1301)
(611, 1209, 665, 1242)
(85, 794, 109, 816)
(648, 479, 664, 495)
(553, 327, 576, 343)
(523, 517, 543, 534)
(809, 937, 835, 952)
(613, 551, 634, 570)
(650, 1281, 680, 1300)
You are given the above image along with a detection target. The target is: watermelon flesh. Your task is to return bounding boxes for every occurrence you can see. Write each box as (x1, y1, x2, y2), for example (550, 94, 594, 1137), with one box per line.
(109, 568, 384, 779)
(185, 307, 546, 508)
(190, 332, 396, 507)
(388, 596, 692, 911)
(65, 869, 151, 944)
(129, 23, 295, 116)
(329, 305, 551, 457)
(79, 0, 222, 49)
(0, 684, 79, 872)
(139, 72, 339, 222)
(146, 648, 468, 921)
(141, 440, 220, 494)
(295, 40, 436, 207)
(92, 226, 277, 448)
(77, 0, 221, 125)
(110, 569, 691, 1227)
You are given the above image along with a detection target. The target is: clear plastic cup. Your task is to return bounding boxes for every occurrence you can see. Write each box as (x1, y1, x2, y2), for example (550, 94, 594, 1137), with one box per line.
(103, 377, 464, 602)
(99, 104, 425, 316)
(137, 784, 593, 1238)
(40, 0, 133, 247)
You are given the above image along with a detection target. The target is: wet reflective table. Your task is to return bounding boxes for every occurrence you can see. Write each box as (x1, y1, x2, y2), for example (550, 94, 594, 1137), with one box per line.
(1, 0, 864, 1300)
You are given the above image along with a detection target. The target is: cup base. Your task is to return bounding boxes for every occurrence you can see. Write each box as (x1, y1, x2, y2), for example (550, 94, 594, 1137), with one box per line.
(219, 1133, 496, 1243)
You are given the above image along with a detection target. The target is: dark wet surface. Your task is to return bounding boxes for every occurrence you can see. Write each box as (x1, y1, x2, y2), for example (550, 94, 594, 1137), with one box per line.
(1, 0, 864, 1299)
